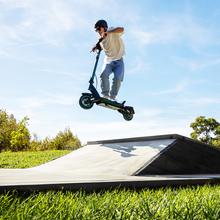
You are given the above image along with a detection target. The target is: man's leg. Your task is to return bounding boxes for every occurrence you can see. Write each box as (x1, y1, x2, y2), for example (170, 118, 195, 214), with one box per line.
(110, 59, 124, 99)
(100, 64, 112, 97)
(110, 79, 121, 99)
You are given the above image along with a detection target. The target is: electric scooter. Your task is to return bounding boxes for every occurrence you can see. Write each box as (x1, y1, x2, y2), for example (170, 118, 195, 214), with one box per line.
(79, 38, 135, 121)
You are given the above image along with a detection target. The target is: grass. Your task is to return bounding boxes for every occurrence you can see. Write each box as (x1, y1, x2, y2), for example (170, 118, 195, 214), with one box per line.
(0, 185, 220, 219)
(0, 151, 220, 219)
(0, 150, 71, 168)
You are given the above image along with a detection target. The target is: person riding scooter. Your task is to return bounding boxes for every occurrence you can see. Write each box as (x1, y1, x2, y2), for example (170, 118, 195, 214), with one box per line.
(78, 20, 134, 121)
(92, 19, 125, 101)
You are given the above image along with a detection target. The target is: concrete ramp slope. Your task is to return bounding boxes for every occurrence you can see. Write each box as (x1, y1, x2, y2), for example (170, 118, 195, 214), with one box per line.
(29, 134, 175, 177)
(0, 134, 176, 185)
(135, 136, 220, 176)
(2, 134, 218, 182)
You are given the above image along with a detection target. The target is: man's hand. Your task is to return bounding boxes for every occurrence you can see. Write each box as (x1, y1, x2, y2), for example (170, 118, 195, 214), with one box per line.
(90, 36, 106, 52)
(91, 42, 102, 53)
(91, 45, 97, 53)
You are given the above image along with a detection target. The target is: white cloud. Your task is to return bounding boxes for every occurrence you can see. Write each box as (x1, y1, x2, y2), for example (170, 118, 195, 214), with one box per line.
(130, 13, 218, 51)
(175, 57, 220, 71)
(182, 97, 220, 106)
(0, 0, 92, 49)
(0, 0, 132, 47)
(131, 22, 180, 46)
(152, 82, 188, 96)
(151, 79, 204, 96)
(20, 94, 77, 109)
(0, 0, 138, 63)
(40, 68, 88, 82)
(126, 57, 151, 75)
(73, 115, 192, 144)
(4, 93, 78, 121)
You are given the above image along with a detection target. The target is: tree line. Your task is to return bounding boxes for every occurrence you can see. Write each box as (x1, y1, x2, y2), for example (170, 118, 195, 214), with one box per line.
(0, 109, 219, 152)
(0, 109, 81, 152)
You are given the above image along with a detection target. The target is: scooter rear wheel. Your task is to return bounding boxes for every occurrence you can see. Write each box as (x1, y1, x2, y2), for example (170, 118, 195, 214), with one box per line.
(119, 106, 134, 121)
(122, 112, 133, 121)
(79, 94, 94, 109)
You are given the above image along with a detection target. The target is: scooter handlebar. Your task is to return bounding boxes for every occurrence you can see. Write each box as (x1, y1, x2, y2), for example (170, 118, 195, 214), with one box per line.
(90, 35, 106, 53)
(91, 43, 102, 53)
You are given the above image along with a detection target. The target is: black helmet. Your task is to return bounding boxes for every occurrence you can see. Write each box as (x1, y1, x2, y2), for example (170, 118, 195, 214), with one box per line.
(94, 19, 108, 30)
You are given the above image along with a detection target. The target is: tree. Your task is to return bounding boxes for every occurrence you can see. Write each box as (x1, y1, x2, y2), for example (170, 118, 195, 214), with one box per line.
(0, 110, 31, 152)
(0, 109, 82, 152)
(0, 110, 17, 151)
(190, 116, 220, 147)
(10, 117, 31, 151)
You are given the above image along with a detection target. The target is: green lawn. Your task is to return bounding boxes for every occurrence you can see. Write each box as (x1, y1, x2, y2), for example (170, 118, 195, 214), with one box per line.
(0, 151, 220, 219)
(0, 150, 71, 168)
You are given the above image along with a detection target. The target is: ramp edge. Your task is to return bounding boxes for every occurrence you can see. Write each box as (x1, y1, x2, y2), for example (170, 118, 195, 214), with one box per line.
(87, 134, 184, 145)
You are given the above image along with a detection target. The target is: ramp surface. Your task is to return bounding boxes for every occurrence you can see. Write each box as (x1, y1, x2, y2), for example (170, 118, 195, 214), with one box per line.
(1, 134, 220, 192)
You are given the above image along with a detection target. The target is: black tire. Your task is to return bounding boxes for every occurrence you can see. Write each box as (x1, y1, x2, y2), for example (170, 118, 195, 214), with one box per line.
(79, 94, 94, 109)
(123, 112, 133, 121)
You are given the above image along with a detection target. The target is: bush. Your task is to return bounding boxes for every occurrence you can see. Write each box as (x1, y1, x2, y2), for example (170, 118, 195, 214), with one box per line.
(29, 129, 81, 151)
(0, 110, 30, 152)
(50, 128, 81, 150)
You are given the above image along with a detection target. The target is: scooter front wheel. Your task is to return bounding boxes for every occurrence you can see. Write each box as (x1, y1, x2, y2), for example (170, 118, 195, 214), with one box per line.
(79, 94, 94, 109)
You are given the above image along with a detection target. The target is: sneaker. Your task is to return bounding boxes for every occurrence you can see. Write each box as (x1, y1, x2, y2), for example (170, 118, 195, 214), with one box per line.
(102, 95, 110, 99)
(110, 96, 117, 102)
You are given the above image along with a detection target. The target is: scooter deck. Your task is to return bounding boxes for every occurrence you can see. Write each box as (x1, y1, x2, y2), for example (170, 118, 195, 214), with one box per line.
(94, 97, 126, 110)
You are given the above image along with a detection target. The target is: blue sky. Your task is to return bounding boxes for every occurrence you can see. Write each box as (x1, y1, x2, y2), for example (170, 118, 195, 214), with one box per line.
(1, 0, 220, 143)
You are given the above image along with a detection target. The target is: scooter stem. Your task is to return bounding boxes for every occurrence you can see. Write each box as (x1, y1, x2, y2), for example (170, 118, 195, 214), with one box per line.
(89, 36, 105, 84)
(89, 49, 101, 84)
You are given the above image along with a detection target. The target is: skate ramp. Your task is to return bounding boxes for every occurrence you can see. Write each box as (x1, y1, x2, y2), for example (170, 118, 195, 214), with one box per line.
(31, 138, 173, 177)
(1, 134, 220, 191)
(0, 136, 174, 185)
(135, 137, 220, 175)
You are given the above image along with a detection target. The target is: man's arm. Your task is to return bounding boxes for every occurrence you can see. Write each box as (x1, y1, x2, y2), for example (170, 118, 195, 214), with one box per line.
(100, 27, 124, 38)
(107, 27, 124, 34)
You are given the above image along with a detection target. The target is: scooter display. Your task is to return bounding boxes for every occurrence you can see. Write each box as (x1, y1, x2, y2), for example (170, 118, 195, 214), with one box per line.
(79, 38, 135, 121)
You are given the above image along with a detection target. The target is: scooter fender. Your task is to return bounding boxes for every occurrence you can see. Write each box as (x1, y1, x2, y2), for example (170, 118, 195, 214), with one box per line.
(81, 92, 92, 97)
